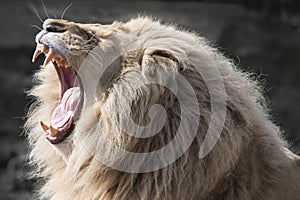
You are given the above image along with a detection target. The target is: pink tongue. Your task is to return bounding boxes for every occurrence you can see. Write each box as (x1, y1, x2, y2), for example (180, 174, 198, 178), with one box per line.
(51, 87, 81, 132)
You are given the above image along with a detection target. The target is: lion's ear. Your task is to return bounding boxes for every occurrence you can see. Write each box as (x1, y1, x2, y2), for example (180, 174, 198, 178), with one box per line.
(142, 48, 180, 65)
(137, 48, 183, 109)
(141, 48, 181, 79)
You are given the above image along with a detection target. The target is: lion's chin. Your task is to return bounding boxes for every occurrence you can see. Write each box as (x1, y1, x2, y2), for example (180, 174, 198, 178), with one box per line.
(33, 43, 83, 144)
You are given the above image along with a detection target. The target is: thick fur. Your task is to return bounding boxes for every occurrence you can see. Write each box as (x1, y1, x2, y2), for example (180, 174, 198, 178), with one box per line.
(25, 17, 300, 199)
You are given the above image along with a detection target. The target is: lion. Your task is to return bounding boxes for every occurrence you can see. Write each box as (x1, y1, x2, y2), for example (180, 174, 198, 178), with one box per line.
(25, 17, 300, 200)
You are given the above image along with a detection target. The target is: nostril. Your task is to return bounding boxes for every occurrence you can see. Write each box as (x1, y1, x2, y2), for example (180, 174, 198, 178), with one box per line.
(45, 25, 66, 33)
(46, 25, 57, 32)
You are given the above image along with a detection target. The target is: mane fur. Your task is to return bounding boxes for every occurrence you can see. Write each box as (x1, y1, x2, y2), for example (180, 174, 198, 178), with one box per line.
(25, 17, 300, 200)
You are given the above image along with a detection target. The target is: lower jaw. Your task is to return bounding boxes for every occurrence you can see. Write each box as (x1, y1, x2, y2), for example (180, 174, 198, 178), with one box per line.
(46, 124, 74, 144)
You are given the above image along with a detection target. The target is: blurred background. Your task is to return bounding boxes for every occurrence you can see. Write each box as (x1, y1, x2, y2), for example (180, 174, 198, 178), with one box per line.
(0, 0, 300, 199)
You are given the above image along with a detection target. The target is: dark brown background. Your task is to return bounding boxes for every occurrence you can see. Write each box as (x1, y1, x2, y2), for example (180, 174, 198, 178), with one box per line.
(0, 0, 300, 199)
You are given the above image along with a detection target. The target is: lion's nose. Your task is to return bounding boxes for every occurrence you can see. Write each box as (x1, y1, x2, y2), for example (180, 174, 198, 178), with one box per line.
(45, 24, 65, 32)
(43, 19, 67, 33)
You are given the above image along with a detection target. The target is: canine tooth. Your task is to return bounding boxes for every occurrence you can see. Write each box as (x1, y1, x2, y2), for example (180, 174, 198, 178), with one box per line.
(49, 125, 58, 137)
(32, 48, 42, 62)
(40, 121, 49, 132)
(43, 49, 56, 67)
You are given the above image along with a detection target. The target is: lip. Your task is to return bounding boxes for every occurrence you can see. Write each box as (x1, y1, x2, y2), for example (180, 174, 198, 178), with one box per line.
(35, 30, 48, 44)
(45, 122, 74, 144)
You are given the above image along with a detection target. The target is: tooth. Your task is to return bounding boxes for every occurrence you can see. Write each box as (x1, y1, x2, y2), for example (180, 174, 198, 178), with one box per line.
(40, 121, 49, 132)
(58, 60, 64, 67)
(49, 125, 58, 137)
(52, 56, 59, 63)
(65, 62, 71, 68)
(43, 49, 56, 67)
(32, 47, 42, 62)
(41, 45, 48, 53)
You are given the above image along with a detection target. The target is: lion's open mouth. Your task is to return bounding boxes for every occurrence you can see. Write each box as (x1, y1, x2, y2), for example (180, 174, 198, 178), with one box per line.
(32, 43, 82, 144)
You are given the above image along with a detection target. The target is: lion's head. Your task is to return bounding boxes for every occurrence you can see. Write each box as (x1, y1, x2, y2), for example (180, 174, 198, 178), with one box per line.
(26, 17, 300, 200)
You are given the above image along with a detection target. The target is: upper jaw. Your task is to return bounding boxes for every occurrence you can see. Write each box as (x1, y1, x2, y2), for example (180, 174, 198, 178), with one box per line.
(32, 42, 70, 68)
(33, 29, 80, 70)
(34, 33, 91, 71)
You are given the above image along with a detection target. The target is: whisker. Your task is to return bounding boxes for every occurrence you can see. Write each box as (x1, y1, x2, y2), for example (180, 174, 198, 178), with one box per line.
(41, 0, 50, 18)
(88, 51, 108, 64)
(86, 31, 101, 43)
(61, 3, 73, 19)
(84, 55, 103, 73)
(30, 5, 44, 23)
(30, 24, 43, 31)
(53, 12, 57, 19)
(82, 41, 99, 50)
(82, 37, 96, 45)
